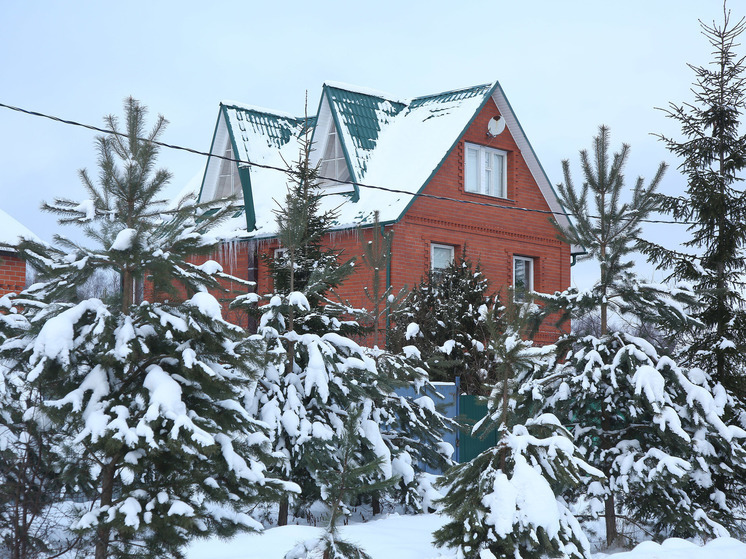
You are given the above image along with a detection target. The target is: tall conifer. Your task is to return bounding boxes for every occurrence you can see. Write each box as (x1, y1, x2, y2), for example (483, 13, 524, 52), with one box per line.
(642, 5, 746, 397)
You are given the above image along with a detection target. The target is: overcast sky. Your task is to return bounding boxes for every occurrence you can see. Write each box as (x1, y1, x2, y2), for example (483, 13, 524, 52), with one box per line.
(0, 1, 736, 288)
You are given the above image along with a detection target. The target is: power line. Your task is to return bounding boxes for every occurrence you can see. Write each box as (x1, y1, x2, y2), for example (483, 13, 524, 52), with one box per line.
(0, 100, 693, 226)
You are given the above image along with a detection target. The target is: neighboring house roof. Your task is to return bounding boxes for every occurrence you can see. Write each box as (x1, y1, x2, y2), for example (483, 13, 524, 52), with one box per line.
(198, 81, 573, 244)
(0, 207, 40, 252)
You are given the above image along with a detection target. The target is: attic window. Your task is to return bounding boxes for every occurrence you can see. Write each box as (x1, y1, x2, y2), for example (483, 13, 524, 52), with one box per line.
(215, 143, 241, 199)
(465, 143, 507, 198)
(319, 127, 350, 186)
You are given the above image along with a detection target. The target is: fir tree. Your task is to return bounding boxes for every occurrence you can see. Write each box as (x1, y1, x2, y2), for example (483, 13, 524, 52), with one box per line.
(388, 250, 494, 395)
(235, 129, 454, 526)
(0, 98, 291, 559)
(284, 407, 395, 559)
(642, 4, 746, 398)
(358, 210, 401, 349)
(533, 126, 745, 546)
(434, 302, 598, 559)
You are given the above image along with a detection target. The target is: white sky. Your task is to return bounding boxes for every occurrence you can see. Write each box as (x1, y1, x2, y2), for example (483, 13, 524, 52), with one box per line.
(0, 0, 734, 289)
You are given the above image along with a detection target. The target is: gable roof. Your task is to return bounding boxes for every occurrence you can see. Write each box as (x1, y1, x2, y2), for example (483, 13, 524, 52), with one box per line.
(0, 208, 40, 252)
(198, 81, 573, 244)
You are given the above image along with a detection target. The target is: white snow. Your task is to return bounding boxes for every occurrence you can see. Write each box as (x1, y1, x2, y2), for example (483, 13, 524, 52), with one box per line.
(185, 513, 746, 559)
(197, 260, 223, 275)
(405, 323, 421, 340)
(110, 228, 137, 251)
(188, 292, 223, 320)
(0, 206, 41, 249)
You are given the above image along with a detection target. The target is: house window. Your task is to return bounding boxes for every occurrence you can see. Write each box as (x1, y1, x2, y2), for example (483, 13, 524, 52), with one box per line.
(215, 143, 240, 199)
(465, 142, 507, 198)
(513, 256, 533, 301)
(431, 243, 455, 276)
(319, 127, 350, 186)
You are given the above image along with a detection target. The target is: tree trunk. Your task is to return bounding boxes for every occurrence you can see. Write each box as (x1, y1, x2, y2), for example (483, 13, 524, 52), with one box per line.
(94, 462, 117, 559)
(371, 495, 381, 516)
(278, 496, 289, 526)
(605, 493, 618, 547)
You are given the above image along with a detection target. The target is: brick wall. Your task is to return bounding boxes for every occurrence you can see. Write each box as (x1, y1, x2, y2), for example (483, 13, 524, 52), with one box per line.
(0, 251, 26, 297)
(384, 98, 570, 343)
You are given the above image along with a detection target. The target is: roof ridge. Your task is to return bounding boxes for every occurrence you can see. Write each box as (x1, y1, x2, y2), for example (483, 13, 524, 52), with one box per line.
(220, 101, 302, 121)
(410, 82, 494, 104)
(323, 81, 407, 105)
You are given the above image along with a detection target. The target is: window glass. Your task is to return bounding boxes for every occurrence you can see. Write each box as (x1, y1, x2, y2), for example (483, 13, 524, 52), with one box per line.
(514, 256, 533, 301)
(464, 143, 507, 198)
(466, 148, 479, 192)
(215, 144, 239, 199)
(432, 244, 454, 272)
(320, 127, 350, 184)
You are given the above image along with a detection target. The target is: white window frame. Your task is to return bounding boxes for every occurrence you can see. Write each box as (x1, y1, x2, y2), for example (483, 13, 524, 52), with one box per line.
(513, 255, 534, 301)
(431, 243, 455, 273)
(464, 142, 507, 198)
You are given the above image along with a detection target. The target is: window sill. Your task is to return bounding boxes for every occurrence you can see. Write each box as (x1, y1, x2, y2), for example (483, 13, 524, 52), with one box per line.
(462, 190, 515, 204)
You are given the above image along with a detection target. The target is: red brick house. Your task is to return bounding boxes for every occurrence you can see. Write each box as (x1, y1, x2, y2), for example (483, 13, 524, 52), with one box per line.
(194, 82, 579, 344)
(0, 208, 37, 297)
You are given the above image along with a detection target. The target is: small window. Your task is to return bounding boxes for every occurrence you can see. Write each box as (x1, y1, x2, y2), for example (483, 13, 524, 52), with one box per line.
(513, 256, 533, 301)
(465, 143, 507, 198)
(215, 143, 241, 199)
(319, 127, 350, 186)
(431, 244, 455, 275)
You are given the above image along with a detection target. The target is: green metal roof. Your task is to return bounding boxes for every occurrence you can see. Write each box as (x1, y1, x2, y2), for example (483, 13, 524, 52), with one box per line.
(409, 83, 493, 109)
(324, 85, 406, 176)
(222, 103, 302, 150)
(325, 86, 405, 150)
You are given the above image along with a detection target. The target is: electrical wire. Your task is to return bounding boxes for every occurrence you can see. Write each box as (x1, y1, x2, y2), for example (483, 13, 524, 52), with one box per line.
(0, 100, 694, 225)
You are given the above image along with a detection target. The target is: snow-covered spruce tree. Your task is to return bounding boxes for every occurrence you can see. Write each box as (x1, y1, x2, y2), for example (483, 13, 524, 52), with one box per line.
(234, 129, 454, 526)
(434, 301, 599, 559)
(530, 125, 746, 545)
(0, 294, 77, 559)
(388, 250, 494, 395)
(284, 407, 395, 559)
(641, 6, 746, 399)
(1, 98, 292, 559)
(527, 331, 746, 542)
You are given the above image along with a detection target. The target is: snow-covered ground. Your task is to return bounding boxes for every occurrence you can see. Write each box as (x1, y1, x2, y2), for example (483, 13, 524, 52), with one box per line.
(185, 513, 746, 559)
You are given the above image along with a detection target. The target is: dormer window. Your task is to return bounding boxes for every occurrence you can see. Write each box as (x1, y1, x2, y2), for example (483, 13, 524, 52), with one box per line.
(319, 127, 350, 186)
(215, 143, 241, 199)
(465, 143, 507, 198)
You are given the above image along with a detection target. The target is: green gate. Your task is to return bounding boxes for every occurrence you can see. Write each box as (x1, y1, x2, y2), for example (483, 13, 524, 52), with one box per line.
(457, 394, 498, 462)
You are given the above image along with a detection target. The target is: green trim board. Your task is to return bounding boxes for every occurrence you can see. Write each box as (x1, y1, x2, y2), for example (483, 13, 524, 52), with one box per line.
(221, 105, 255, 231)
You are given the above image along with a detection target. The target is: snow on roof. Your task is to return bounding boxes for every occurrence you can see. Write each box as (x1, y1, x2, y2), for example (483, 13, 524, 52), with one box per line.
(199, 81, 566, 240)
(0, 207, 41, 251)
